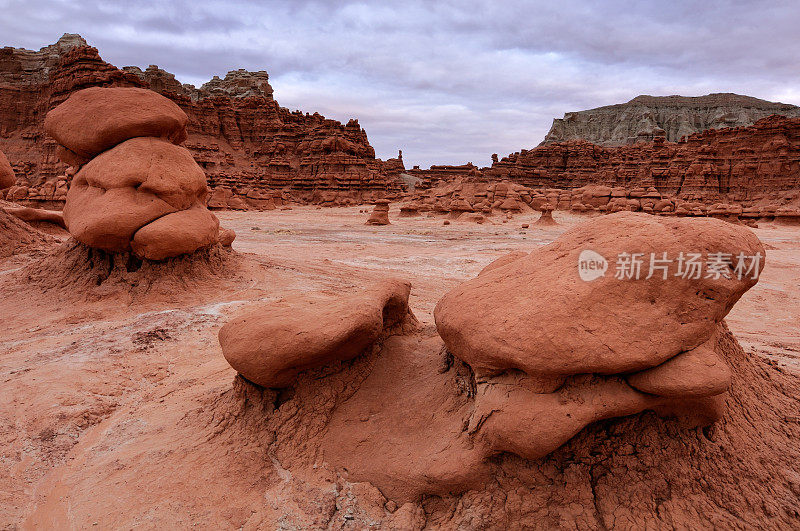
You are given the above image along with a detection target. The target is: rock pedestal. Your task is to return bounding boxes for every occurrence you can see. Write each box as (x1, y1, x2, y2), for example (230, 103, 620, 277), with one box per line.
(366, 199, 391, 225)
(535, 205, 557, 226)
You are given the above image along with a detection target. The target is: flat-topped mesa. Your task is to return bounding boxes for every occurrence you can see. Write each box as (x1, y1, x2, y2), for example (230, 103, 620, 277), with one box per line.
(488, 114, 800, 203)
(45, 87, 226, 261)
(0, 35, 403, 207)
(542, 93, 800, 146)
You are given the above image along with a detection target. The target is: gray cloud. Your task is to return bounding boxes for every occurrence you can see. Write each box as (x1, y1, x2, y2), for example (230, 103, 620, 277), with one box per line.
(2, 0, 799, 167)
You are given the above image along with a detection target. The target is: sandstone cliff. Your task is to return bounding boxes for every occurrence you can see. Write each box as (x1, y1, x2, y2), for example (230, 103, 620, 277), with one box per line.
(490, 115, 800, 203)
(0, 34, 404, 207)
(542, 93, 800, 146)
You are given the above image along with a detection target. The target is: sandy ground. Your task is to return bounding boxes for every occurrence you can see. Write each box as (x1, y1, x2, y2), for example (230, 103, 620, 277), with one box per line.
(1, 207, 798, 527)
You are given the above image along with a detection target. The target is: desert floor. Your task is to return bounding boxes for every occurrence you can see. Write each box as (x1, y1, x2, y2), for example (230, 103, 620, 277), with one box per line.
(1, 207, 798, 527)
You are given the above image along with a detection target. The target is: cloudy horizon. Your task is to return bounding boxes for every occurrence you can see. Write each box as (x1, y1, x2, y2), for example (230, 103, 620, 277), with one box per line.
(3, 0, 799, 168)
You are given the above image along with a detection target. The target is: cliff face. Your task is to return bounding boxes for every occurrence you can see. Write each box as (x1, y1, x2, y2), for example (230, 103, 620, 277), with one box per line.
(0, 34, 404, 206)
(542, 93, 800, 146)
(489, 114, 800, 203)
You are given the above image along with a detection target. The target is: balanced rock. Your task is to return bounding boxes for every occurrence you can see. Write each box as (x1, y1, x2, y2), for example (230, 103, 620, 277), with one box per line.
(0, 150, 14, 189)
(434, 212, 764, 462)
(219, 279, 415, 388)
(46, 88, 220, 260)
(398, 202, 421, 217)
(435, 212, 763, 380)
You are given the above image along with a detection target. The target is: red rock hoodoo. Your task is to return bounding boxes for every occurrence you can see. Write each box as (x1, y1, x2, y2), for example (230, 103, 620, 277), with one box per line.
(214, 213, 797, 527)
(365, 199, 391, 225)
(45, 87, 220, 260)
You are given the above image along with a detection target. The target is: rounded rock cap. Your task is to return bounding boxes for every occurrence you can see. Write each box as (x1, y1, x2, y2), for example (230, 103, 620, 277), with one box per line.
(45, 87, 189, 158)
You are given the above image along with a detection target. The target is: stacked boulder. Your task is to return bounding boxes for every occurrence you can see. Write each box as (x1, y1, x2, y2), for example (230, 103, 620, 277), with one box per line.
(434, 212, 765, 461)
(44, 87, 226, 260)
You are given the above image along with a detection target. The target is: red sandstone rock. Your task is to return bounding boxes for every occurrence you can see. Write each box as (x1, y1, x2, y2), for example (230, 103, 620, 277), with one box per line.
(131, 206, 219, 261)
(486, 115, 800, 204)
(44, 86, 221, 260)
(217, 227, 236, 247)
(366, 199, 391, 225)
(479, 251, 528, 275)
(774, 206, 800, 225)
(0, 207, 54, 257)
(1, 37, 404, 207)
(432, 212, 765, 463)
(435, 213, 764, 379)
(535, 206, 557, 225)
(398, 202, 421, 217)
(543, 93, 800, 146)
(2, 206, 65, 228)
(0, 150, 14, 189)
(219, 279, 415, 387)
(63, 137, 209, 253)
(209, 212, 780, 517)
(44, 87, 189, 159)
(626, 332, 731, 398)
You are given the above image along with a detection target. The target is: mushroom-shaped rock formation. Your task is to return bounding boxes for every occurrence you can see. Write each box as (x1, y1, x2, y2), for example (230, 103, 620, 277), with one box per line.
(398, 202, 421, 217)
(219, 278, 417, 388)
(0, 150, 15, 190)
(46, 87, 220, 260)
(365, 199, 391, 225)
(430, 213, 765, 464)
(535, 204, 558, 226)
(215, 213, 792, 523)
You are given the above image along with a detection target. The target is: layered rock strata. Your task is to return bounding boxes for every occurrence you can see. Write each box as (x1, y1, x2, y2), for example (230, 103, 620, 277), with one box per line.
(542, 93, 800, 146)
(0, 35, 404, 208)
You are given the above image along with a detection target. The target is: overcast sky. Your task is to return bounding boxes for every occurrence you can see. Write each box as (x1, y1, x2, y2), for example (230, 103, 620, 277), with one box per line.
(3, 0, 799, 167)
